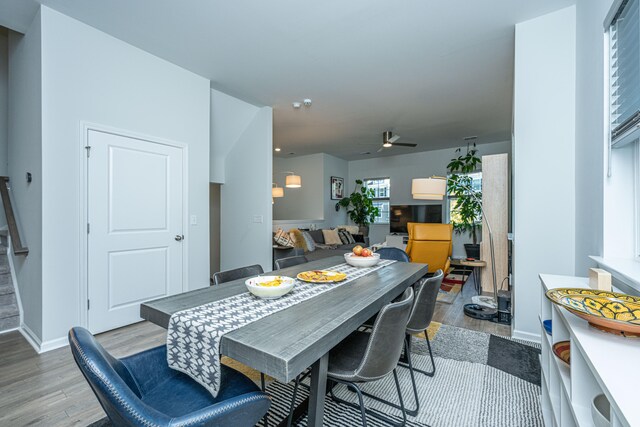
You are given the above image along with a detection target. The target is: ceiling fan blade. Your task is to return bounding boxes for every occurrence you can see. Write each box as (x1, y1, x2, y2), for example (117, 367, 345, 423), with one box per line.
(391, 142, 417, 147)
(376, 146, 385, 152)
(388, 135, 400, 143)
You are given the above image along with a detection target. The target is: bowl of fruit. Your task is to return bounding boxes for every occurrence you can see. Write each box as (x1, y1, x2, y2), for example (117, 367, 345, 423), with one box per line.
(245, 275, 295, 299)
(344, 245, 381, 268)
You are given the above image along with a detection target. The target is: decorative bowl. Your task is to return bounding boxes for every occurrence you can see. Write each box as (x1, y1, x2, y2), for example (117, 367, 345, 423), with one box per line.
(592, 394, 611, 427)
(245, 276, 295, 299)
(344, 252, 381, 268)
(552, 341, 570, 367)
(543, 319, 552, 336)
(545, 288, 640, 337)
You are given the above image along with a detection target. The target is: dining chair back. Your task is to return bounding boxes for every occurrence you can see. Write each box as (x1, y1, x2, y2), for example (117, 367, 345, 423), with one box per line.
(407, 269, 444, 334)
(68, 327, 270, 427)
(351, 287, 414, 382)
(375, 247, 410, 262)
(212, 264, 264, 286)
(275, 255, 308, 270)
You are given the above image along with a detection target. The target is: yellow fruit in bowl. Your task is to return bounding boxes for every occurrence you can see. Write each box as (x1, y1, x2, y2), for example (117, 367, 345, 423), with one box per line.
(352, 245, 363, 256)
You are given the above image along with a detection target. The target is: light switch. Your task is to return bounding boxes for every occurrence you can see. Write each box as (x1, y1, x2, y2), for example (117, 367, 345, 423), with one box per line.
(190, 215, 197, 225)
(252, 215, 263, 224)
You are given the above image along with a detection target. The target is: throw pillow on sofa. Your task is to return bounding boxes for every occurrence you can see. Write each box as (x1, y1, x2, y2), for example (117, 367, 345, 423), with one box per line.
(338, 225, 360, 235)
(322, 229, 342, 245)
(337, 229, 353, 245)
(302, 231, 316, 252)
(274, 228, 294, 247)
(308, 229, 325, 244)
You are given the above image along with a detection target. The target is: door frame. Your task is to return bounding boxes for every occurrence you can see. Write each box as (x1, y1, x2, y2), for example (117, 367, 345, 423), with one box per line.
(78, 121, 189, 330)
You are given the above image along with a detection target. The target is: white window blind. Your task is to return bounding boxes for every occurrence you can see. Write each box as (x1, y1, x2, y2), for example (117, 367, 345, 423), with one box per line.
(610, 0, 640, 146)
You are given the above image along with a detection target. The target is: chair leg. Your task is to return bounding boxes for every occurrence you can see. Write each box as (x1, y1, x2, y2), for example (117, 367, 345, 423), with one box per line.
(392, 369, 408, 427)
(399, 331, 435, 377)
(328, 377, 406, 426)
(286, 375, 301, 427)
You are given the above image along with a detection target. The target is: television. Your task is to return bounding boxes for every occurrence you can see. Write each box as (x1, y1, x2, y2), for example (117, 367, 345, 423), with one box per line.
(389, 204, 443, 233)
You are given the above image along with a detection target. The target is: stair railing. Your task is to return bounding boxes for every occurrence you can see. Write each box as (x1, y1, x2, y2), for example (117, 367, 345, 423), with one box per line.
(0, 177, 28, 256)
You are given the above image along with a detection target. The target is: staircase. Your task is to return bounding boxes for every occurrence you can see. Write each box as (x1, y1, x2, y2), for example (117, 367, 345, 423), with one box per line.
(0, 231, 19, 333)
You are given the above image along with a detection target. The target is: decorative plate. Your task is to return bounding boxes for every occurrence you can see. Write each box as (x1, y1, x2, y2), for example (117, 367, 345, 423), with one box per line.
(545, 288, 640, 337)
(543, 319, 552, 336)
(552, 341, 570, 367)
(297, 270, 347, 283)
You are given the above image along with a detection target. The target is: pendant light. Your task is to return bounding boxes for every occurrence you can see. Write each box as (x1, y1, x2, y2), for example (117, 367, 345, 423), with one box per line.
(284, 171, 302, 188)
(411, 177, 447, 200)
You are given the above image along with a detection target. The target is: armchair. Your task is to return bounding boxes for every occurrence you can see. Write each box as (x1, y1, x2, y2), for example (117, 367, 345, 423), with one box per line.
(69, 327, 270, 426)
(405, 222, 453, 273)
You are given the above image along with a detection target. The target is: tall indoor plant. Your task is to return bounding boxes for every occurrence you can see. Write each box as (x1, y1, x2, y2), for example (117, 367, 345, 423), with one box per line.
(336, 179, 380, 236)
(447, 142, 482, 258)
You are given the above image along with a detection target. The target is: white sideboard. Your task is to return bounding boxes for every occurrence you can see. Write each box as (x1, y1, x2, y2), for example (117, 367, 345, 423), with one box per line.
(539, 274, 639, 427)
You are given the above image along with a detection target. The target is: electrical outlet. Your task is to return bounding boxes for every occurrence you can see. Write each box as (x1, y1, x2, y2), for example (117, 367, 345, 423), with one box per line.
(252, 215, 263, 224)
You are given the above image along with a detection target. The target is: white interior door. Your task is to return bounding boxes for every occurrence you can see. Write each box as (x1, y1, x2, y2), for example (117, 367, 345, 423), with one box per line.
(87, 129, 184, 333)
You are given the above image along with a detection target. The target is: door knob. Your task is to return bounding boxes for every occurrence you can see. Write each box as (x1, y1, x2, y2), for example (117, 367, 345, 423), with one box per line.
(175, 235, 184, 241)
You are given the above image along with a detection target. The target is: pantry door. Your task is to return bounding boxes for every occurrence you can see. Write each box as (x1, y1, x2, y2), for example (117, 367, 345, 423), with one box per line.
(87, 129, 184, 333)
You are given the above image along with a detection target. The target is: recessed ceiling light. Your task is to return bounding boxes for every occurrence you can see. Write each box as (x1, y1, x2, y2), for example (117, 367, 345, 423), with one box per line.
(292, 102, 302, 109)
(274, 147, 281, 152)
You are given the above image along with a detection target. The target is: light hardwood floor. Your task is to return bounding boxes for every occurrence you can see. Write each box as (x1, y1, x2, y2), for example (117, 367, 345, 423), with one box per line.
(0, 275, 510, 426)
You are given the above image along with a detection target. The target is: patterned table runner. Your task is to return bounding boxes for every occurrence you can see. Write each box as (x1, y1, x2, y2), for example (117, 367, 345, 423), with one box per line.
(167, 260, 396, 396)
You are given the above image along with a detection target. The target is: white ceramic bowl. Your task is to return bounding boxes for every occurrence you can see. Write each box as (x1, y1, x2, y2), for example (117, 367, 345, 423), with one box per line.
(245, 276, 295, 299)
(592, 394, 611, 427)
(344, 252, 381, 268)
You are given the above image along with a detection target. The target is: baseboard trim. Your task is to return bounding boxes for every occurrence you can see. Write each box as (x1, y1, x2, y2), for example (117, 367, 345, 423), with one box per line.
(512, 328, 541, 344)
(20, 323, 42, 353)
(0, 326, 20, 335)
(40, 336, 69, 353)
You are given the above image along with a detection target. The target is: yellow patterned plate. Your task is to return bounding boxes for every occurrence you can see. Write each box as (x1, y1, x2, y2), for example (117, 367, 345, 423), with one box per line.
(297, 270, 347, 283)
(545, 288, 640, 337)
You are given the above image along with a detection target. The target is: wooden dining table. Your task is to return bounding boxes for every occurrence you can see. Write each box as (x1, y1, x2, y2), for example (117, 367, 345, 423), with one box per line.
(140, 255, 428, 427)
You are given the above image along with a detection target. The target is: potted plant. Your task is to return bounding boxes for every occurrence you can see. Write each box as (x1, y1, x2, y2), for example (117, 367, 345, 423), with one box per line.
(336, 179, 380, 236)
(447, 143, 482, 259)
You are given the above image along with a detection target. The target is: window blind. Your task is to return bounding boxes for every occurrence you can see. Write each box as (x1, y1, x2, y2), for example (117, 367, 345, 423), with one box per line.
(610, 0, 640, 146)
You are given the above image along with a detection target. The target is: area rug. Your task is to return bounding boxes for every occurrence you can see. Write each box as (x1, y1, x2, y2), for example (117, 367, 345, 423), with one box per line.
(436, 271, 466, 304)
(89, 324, 542, 427)
(259, 323, 542, 427)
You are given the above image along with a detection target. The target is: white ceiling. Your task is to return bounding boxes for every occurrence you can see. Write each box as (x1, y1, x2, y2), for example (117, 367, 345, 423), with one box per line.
(1, 0, 575, 160)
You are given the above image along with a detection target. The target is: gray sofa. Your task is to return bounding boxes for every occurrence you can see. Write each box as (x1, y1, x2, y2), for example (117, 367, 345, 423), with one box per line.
(272, 229, 370, 267)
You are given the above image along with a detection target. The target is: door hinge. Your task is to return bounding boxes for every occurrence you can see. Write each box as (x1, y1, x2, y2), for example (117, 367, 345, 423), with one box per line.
(85, 146, 91, 158)
(87, 299, 90, 310)
(87, 223, 90, 234)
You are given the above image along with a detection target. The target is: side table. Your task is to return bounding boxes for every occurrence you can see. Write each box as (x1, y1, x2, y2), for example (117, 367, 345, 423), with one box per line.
(449, 259, 487, 294)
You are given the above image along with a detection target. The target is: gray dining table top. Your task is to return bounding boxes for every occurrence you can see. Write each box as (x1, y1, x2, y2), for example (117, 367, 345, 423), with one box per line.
(140, 256, 428, 382)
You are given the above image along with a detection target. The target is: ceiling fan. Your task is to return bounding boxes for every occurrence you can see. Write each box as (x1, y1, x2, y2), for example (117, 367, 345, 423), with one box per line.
(377, 131, 417, 152)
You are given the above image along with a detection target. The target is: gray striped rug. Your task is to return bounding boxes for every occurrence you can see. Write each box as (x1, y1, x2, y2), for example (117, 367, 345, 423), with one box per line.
(262, 324, 542, 427)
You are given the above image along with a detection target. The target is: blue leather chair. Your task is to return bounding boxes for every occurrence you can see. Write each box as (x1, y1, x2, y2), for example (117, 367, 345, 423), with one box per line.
(69, 327, 270, 426)
(375, 247, 410, 262)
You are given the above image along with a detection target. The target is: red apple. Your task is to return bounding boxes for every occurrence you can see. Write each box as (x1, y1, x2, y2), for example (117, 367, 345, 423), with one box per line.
(361, 248, 372, 257)
(352, 245, 363, 256)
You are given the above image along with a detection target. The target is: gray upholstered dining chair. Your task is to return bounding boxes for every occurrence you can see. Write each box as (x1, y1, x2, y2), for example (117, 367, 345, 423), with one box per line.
(375, 247, 410, 262)
(288, 288, 414, 427)
(359, 269, 443, 417)
(212, 264, 264, 286)
(275, 255, 308, 270)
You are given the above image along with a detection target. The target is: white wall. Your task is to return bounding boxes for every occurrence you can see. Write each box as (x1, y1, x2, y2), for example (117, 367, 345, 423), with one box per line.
(38, 6, 211, 345)
(513, 6, 576, 341)
(220, 107, 273, 272)
(348, 141, 511, 250)
(210, 89, 263, 184)
(7, 11, 43, 340)
(574, 0, 613, 273)
(273, 154, 324, 221)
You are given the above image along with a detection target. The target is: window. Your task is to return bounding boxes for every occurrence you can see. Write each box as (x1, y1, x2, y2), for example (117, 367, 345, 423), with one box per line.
(447, 171, 482, 224)
(607, 0, 640, 261)
(363, 178, 390, 224)
(609, 0, 640, 147)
